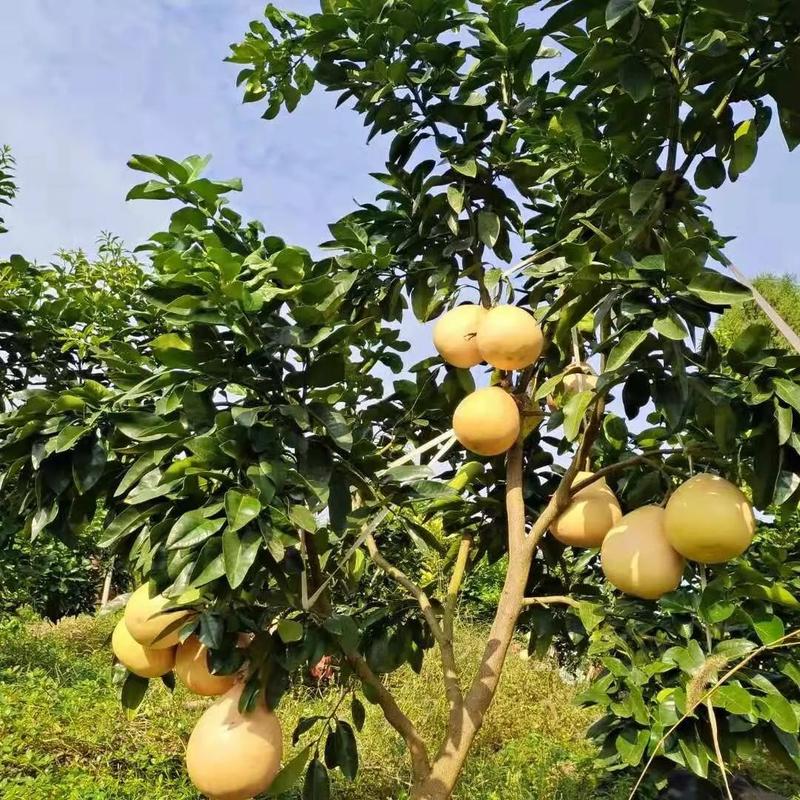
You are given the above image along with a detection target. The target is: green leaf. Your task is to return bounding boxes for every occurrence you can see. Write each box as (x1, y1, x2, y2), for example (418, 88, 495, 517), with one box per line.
(289, 505, 318, 533)
(762, 694, 799, 734)
(334, 721, 359, 780)
(653, 313, 687, 341)
(303, 758, 330, 800)
(72, 439, 107, 494)
(619, 59, 652, 103)
(750, 610, 785, 645)
(615, 727, 648, 766)
(777, 403, 794, 445)
(606, 330, 648, 372)
(221, 527, 261, 589)
(267, 746, 311, 796)
(774, 378, 800, 414)
(606, 0, 637, 28)
(629, 179, 657, 214)
(447, 185, 464, 214)
(711, 684, 754, 716)
(731, 119, 758, 176)
(577, 601, 604, 633)
(477, 211, 501, 248)
(687, 270, 750, 305)
(121, 673, 149, 717)
(167, 511, 225, 550)
(99, 505, 164, 548)
(351, 696, 366, 732)
(563, 390, 593, 441)
(224, 489, 262, 532)
(48, 424, 90, 454)
(695, 156, 726, 190)
(452, 159, 477, 178)
(277, 619, 304, 643)
(272, 246, 308, 286)
(310, 404, 353, 452)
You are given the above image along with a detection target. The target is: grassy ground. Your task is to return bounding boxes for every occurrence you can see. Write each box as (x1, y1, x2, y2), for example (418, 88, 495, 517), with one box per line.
(0, 610, 796, 800)
(0, 609, 631, 800)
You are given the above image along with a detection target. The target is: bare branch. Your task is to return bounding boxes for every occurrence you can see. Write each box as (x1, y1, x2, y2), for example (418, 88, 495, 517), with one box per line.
(347, 653, 431, 781)
(521, 595, 579, 608)
(444, 535, 473, 642)
(706, 699, 733, 800)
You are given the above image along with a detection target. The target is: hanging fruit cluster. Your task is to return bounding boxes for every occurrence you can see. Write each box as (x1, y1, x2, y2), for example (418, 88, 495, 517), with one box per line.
(554, 471, 756, 601)
(112, 586, 283, 800)
(432, 303, 758, 602)
(433, 303, 543, 456)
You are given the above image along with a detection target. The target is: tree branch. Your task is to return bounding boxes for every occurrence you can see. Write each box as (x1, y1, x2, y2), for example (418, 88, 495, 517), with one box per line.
(444, 534, 472, 643)
(521, 595, 579, 608)
(364, 531, 463, 713)
(666, 0, 692, 174)
(347, 653, 431, 781)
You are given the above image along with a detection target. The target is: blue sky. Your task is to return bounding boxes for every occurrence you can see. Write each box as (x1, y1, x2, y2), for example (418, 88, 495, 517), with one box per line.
(1, 1, 798, 282)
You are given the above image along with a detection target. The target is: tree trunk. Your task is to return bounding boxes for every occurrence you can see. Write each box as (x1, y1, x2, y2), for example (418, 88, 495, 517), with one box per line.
(409, 539, 533, 800)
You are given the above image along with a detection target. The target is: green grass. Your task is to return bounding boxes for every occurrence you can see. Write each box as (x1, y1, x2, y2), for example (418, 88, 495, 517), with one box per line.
(0, 610, 795, 800)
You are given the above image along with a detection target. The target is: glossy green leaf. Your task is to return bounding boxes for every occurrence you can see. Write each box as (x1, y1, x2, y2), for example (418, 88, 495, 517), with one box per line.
(221, 527, 261, 589)
(224, 489, 262, 532)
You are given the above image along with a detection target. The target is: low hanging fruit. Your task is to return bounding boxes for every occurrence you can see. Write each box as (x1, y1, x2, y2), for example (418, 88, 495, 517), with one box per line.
(550, 471, 622, 548)
(433, 304, 488, 368)
(186, 682, 284, 800)
(664, 473, 755, 564)
(124, 584, 194, 649)
(476, 305, 543, 371)
(601, 505, 685, 600)
(176, 635, 237, 697)
(452, 386, 520, 456)
(111, 619, 176, 678)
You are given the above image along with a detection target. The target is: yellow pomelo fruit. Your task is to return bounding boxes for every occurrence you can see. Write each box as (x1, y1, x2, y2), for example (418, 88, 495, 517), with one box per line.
(601, 506, 685, 600)
(550, 471, 622, 548)
(664, 473, 755, 564)
(476, 305, 543, 371)
(186, 682, 284, 800)
(124, 584, 194, 649)
(432, 304, 488, 368)
(452, 387, 520, 456)
(176, 636, 238, 697)
(563, 370, 597, 394)
(112, 619, 175, 678)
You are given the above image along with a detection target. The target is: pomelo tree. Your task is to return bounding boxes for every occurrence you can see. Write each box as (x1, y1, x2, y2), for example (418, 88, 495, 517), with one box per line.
(2, 2, 800, 798)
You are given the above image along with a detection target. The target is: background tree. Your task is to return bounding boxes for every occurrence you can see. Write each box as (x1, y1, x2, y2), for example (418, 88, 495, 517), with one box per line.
(715, 273, 800, 351)
(2, 3, 800, 800)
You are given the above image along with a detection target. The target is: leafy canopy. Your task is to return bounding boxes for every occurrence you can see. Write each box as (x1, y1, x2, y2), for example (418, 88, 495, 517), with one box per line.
(1, 0, 800, 795)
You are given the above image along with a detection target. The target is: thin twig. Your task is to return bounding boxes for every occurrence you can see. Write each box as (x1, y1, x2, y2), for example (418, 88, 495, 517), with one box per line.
(627, 630, 800, 799)
(444, 535, 473, 642)
(521, 595, 579, 608)
(706, 699, 733, 800)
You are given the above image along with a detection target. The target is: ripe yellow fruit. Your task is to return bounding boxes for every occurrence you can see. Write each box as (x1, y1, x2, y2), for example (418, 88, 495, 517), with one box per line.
(601, 506, 685, 600)
(186, 683, 284, 800)
(124, 584, 194, 649)
(112, 619, 175, 678)
(452, 387, 520, 456)
(563, 370, 597, 394)
(176, 636, 237, 697)
(664, 473, 755, 564)
(476, 305, 543, 371)
(550, 471, 622, 548)
(432, 304, 488, 368)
